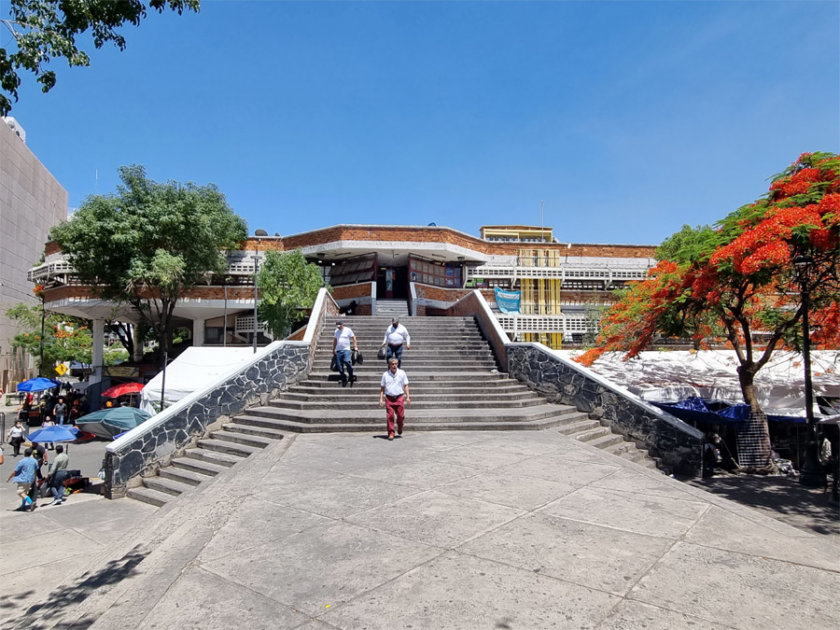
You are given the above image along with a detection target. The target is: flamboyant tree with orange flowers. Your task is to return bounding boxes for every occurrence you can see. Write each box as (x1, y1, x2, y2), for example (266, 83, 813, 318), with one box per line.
(579, 152, 840, 471)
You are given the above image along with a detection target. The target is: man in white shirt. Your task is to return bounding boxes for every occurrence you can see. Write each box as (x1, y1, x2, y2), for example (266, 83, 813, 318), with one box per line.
(332, 321, 358, 387)
(379, 358, 411, 440)
(380, 317, 411, 368)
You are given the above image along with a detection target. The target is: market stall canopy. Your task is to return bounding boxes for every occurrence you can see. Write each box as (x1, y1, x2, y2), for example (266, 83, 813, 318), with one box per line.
(17, 377, 61, 392)
(102, 382, 145, 398)
(140, 347, 257, 414)
(75, 407, 152, 439)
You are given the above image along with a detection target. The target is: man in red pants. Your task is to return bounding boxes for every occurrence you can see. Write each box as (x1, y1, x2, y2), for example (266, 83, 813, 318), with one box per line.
(378, 358, 411, 441)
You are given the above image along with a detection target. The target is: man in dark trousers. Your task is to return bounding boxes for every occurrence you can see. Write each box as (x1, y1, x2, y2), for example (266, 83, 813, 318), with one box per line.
(45, 444, 70, 505)
(380, 317, 411, 368)
(332, 321, 359, 387)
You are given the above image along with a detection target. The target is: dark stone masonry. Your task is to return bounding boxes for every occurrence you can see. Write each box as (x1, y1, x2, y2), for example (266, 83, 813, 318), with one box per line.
(103, 343, 311, 498)
(507, 343, 704, 476)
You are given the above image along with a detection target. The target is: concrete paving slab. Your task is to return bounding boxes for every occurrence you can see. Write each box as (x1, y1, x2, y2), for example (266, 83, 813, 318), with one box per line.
(597, 600, 725, 630)
(684, 505, 839, 572)
(629, 541, 840, 629)
(344, 489, 524, 548)
(540, 486, 709, 539)
(0, 430, 837, 630)
(255, 471, 425, 519)
(435, 469, 579, 511)
(201, 520, 441, 616)
(494, 455, 620, 484)
(341, 458, 484, 490)
(318, 551, 620, 629)
(458, 512, 673, 596)
(198, 501, 333, 563)
(590, 467, 702, 501)
(135, 566, 311, 630)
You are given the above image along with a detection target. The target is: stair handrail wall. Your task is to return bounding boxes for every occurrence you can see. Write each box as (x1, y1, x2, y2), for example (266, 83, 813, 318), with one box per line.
(436, 289, 703, 475)
(441, 289, 510, 370)
(506, 344, 704, 475)
(304, 287, 342, 366)
(103, 340, 311, 498)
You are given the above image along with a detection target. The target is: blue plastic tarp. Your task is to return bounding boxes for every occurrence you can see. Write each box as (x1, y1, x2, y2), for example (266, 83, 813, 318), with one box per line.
(653, 397, 806, 430)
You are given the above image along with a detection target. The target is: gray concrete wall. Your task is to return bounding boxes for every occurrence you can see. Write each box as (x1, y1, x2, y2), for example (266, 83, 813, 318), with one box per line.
(0, 119, 68, 389)
(103, 342, 311, 498)
(507, 343, 704, 475)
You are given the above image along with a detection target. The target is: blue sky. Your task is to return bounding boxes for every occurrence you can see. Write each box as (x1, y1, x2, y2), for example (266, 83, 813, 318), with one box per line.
(3, 0, 838, 245)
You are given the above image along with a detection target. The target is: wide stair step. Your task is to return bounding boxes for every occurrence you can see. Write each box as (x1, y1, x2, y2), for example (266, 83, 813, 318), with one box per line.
(560, 417, 656, 469)
(125, 424, 285, 509)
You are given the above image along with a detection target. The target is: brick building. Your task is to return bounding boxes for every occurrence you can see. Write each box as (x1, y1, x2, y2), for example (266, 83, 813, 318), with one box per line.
(30, 223, 655, 367)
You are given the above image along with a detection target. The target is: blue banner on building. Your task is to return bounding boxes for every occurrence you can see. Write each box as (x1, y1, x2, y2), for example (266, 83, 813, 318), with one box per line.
(494, 287, 521, 314)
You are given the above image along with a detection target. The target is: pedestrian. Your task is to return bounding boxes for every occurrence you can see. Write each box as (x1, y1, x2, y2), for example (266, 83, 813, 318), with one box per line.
(6, 448, 38, 511)
(7, 420, 25, 456)
(379, 358, 411, 441)
(68, 399, 82, 425)
(45, 444, 70, 505)
(380, 317, 411, 368)
(42, 415, 56, 450)
(53, 397, 67, 425)
(28, 442, 47, 507)
(332, 320, 358, 387)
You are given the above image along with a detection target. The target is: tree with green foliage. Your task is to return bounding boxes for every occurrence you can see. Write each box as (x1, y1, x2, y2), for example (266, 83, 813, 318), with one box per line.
(258, 250, 324, 339)
(50, 165, 247, 363)
(0, 0, 199, 115)
(5, 302, 92, 374)
(580, 152, 840, 471)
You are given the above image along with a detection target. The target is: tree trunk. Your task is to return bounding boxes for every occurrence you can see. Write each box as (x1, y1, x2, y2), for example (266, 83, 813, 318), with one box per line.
(131, 323, 144, 362)
(736, 365, 775, 473)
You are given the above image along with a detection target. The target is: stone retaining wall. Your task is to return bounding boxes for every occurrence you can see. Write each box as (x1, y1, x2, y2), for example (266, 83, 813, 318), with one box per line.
(507, 344, 703, 475)
(104, 342, 310, 498)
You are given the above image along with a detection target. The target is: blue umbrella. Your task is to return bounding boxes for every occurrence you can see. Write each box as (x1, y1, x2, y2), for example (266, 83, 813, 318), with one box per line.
(17, 377, 61, 392)
(27, 425, 80, 443)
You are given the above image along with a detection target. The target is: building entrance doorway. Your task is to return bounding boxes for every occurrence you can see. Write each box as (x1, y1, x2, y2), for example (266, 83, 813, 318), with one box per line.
(376, 267, 408, 299)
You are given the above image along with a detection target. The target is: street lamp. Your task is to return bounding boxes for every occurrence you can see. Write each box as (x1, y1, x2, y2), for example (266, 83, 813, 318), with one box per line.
(793, 255, 826, 487)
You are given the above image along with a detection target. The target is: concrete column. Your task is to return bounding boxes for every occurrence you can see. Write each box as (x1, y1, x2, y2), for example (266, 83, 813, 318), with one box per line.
(91, 318, 104, 383)
(193, 318, 205, 347)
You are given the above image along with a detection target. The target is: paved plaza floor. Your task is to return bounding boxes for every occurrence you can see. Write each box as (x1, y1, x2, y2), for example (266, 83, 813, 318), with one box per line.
(1, 430, 838, 629)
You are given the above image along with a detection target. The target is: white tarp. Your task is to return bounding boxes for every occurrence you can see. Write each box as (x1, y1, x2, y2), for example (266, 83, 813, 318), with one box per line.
(140, 347, 259, 414)
(555, 349, 840, 416)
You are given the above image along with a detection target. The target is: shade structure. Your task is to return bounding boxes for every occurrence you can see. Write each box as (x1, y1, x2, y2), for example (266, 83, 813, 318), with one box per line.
(102, 382, 145, 398)
(27, 425, 80, 443)
(75, 407, 152, 439)
(17, 377, 61, 392)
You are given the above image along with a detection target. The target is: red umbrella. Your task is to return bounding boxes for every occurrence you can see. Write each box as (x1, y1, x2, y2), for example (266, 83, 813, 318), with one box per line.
(102, 382, 145, 398)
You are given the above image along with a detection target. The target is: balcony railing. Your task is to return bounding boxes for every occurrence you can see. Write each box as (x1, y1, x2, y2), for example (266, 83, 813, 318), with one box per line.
(466, 263, 649, 285)
(495, 314, 594, 337)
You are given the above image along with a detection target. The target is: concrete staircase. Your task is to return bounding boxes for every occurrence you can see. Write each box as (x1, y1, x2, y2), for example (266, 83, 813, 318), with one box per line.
(375, 299, 410, 317)
(126, 423, 285, 507)
(235, 316, 588, 433)
(126, 314, 654, 507)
